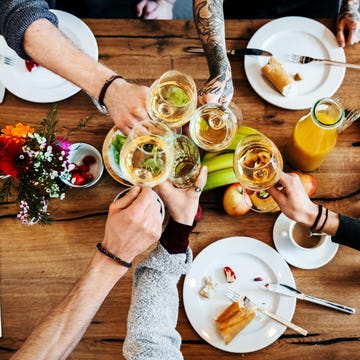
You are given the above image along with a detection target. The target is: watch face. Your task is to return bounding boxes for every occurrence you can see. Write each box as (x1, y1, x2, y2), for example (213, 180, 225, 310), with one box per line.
(88, 94, 109, 114)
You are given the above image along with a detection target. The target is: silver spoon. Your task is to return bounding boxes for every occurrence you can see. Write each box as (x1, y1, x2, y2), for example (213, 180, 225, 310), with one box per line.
(309, 231, 327, 237)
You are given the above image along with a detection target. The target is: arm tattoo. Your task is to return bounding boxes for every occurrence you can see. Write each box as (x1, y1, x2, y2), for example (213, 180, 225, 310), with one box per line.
(193, 0, 230, 77)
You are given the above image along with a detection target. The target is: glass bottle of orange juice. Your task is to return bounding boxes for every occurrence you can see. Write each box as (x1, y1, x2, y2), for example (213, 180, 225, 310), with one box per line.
(285, 97, 344, 172)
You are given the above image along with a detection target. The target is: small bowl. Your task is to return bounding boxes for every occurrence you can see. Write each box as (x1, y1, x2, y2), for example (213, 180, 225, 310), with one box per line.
(62, 142, 104, 188)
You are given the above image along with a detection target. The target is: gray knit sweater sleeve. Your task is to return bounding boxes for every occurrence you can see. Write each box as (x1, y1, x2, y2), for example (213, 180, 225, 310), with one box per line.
(0, 0, 58, 59)
(123, 244, 193, 360)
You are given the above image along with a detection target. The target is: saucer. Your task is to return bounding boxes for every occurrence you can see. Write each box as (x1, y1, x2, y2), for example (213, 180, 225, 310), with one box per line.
(273, 213, 339, 269)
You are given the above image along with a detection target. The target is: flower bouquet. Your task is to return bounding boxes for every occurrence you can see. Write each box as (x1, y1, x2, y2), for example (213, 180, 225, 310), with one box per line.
(0, 106, 72, 225)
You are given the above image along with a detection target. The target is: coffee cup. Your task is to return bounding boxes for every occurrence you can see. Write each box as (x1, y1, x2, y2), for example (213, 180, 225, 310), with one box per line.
(113, 187, 165, 223)
(288, 221, 328, 250)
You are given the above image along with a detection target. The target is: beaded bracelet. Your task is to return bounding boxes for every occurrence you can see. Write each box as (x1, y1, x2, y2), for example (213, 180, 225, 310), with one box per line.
(317, 207, 329, 232)
(98, 74, 123, 107)
(310, 204, 323, 231)
(96, 242, 132, 268)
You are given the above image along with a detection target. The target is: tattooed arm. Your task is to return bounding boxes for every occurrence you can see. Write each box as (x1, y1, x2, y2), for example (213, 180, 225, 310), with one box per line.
(337, 0, 360, 46)
(193, 0, 233, 105)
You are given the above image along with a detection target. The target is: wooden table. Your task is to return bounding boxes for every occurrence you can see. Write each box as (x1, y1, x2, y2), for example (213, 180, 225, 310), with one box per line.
(0, 19, 359, 360)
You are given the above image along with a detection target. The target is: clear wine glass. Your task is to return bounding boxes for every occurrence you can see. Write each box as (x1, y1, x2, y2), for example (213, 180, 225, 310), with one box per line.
(169, 134, 201, 189)
(189, 102, 242, 152)
(119, 120, 175, 187)
(233, 133, 283, 212)
(146, 70, 197, 131)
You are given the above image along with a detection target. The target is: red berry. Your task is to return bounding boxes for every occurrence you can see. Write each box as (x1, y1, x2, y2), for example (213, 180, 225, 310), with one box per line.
(82, 172, 94, 182)
(82, 155, 96, 165)
(71, 173, 85, 185)
(25, 60, 37, 72)
(69, 163, 80, 174)
(79, 164, 90, 174)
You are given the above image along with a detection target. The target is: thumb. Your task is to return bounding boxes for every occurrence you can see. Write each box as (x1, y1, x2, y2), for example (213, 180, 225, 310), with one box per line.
(336, 23, 346, 47)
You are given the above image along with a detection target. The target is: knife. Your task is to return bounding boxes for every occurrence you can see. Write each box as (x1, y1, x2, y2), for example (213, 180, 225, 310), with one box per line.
(265, 283, 356, 314)
(186, 46, 272, 57)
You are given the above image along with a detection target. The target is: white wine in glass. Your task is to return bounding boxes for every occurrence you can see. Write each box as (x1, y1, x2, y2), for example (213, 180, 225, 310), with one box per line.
(189, 102, 241, 152)
(119, 120, 175, 187)
(147, 70, 197, 130)
(233, 133, 283, 212)
(170, 134, 201, 189)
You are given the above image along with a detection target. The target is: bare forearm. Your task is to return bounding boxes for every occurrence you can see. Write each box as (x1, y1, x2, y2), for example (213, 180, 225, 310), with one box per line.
(23, 19, 115, 101)
(11, 253, 126, 360)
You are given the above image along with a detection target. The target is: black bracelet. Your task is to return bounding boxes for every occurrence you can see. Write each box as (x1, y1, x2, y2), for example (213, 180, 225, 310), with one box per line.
(98, 74, 123, 107)
(317, 207, 329, 232)
(96, 242, 132, 268)
(310, 204, 323, 231)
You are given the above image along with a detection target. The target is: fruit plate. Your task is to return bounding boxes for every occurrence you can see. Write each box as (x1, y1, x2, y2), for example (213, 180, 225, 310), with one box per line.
(183, 236, 296, 353)
(102, 126, 131, 186)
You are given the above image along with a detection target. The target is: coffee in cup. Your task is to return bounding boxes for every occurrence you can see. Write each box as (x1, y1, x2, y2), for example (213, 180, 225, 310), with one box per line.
(288, 221, 327, 250)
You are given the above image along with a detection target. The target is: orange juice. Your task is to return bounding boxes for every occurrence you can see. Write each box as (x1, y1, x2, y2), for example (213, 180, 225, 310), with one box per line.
(285, 98, 344, 172)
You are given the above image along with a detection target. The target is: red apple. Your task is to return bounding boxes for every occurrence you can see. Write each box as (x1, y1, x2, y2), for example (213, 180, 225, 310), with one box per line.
(291, 171, 317, 196)
(223, 183, 252, 216)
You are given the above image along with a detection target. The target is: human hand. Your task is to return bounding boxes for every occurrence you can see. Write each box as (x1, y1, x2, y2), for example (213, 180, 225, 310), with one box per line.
(104, 78, 151, 135)
(136, 0, 175, 19)
(155, 166, 208, 225)
(336, 0, 360, 47)
(102, 187, 163, 263)
(267, 172, 318, 227)
(198, 68, 234, 106)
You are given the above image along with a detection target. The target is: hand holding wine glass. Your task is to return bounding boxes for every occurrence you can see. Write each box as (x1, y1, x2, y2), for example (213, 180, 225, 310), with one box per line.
(119, 120, 175, 187)
(233, 133, 283, 212)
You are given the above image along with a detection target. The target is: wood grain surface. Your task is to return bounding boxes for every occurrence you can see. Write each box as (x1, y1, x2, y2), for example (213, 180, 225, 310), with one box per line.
(0, 19, 359, 359)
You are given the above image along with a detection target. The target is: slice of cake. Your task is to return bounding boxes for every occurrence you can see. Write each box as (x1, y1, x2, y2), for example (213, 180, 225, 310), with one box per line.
(215, 301, 256, 345)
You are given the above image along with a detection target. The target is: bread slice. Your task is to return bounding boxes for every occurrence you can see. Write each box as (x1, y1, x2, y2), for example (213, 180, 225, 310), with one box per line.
(215, 301, 256, 345)
(261, 57, 295, 96)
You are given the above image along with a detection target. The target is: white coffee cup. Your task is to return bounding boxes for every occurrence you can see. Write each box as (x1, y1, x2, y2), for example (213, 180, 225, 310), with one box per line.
(288, 221, 328, 251)
(113, 187, 165, 223)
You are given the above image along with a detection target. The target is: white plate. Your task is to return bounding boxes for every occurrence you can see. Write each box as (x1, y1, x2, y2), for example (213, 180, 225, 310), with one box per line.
(244, 16, 346, 110)
(183, 236, 296, 353)
(273, 213, 339, 269)
(0, 10, 98, 103)
(102, 126, 131, 186)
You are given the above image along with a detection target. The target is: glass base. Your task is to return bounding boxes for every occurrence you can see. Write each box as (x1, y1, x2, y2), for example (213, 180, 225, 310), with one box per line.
(246, 190, 280, 213)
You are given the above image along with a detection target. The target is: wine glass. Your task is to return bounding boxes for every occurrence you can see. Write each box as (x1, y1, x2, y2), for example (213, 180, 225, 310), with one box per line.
(146, 70, 197, 130)
(119, 120, 175, 187)
(189, 102, 242, 152)
(233, 133, 283, 212)
(169, 134, 201, 189)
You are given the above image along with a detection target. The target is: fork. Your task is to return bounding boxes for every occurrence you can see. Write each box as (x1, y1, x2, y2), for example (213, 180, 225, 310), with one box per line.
(0, 54, 14, 66)
(226, 288, 308, 336)
(334, 96, 360, 133)
(288, 54, 360, 69)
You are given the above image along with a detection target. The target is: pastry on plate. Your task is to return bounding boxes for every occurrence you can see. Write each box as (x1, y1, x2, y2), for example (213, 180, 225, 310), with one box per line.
(261, 57, 295, 96)
(215, 301, 256, 344)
